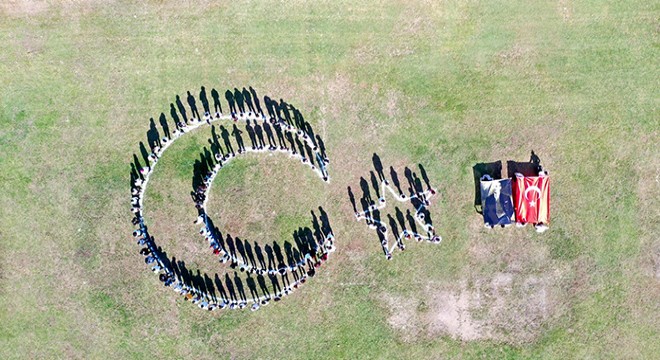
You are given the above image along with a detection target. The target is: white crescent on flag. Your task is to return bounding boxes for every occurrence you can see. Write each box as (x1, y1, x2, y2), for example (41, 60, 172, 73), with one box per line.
(524, 186, 542, 207)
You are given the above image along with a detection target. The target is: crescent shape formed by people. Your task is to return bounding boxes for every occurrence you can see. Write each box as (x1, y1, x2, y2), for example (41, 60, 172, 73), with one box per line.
(130, 90, 335, 311)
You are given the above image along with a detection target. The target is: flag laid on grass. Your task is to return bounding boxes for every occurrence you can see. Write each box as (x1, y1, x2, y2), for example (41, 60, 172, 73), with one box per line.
(480, 178, 515, 228)
(513, 174, 550, 225)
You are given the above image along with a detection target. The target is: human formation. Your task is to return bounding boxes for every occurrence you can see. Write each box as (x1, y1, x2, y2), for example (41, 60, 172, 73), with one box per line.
(348, 155, 442, 260)
(127, 86, 553, 312)
(130, 86, 335, 311)
(474, 153, 551, 233)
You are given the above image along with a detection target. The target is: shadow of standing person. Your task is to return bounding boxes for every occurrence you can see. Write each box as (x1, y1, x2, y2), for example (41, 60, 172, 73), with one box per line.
(170, 103, 184, 129)
(232, 124, 245, 153)
(175, 95, 188, 124)
(158, 113, 171, 138)
(200, 86, 211, 118)
(219, 125, 235, 156)
(187, 91, 201, 120)
(316, 135, 328, 162)
(242, 87, 255, 115)
(210, 88, 223, 117)
(264, 95, 276, 120)
(249, 86, 263, 116)
(254, 121, 265, 150)
(418, 164, 432, 190)
(262, 121, 276, 150)
(245, 120, 257, 150)
(372, 153, 387, 183)
(147, 118, 161, 149)
(225, 89, 236, 116)
(234, 88, 245, 115)
(279, 99, 291, 126)
(390, 166, 404, 198)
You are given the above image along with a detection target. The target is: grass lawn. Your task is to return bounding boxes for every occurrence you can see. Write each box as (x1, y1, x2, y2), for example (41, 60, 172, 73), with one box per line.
(0, 1, 658, 359)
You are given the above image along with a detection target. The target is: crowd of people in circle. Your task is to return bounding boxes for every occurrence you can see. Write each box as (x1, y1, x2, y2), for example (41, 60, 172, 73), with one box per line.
(348, 155, 442, 260)
(130, 86, 334, 311)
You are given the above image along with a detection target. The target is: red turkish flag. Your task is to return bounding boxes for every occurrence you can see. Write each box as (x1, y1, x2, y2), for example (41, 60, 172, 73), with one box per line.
(513, 175, 550, 224)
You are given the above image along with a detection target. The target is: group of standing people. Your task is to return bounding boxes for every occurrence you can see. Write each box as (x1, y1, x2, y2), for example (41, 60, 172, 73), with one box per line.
(130, 86, 334, 311)
(349, 158, 441, 260)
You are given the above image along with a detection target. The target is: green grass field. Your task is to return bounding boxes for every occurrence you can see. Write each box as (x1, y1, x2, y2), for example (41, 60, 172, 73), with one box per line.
(1, 1, 658, 359)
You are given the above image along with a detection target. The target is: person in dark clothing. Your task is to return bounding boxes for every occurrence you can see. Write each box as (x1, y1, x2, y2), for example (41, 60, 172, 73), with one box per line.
(232, 124, 245, 153)
(187, 91, 201, 120)
(263, 121, 276, 150)
(210, 88, 223, 116)
(254, 122, 265, 150)
(233, 88, 245, 115)
(225, 89, 236, 115)
(242, 87, 255, 115)
(245, 120, 257, 150)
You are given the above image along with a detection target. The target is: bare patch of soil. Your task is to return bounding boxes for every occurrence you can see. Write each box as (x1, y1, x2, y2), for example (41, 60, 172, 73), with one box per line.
(0, 0, 49, 17)
(383, 228, 572, 344)
(558, 0, 572, 22)
(382, 294, 422, 342)
(382, 267, 566, 344)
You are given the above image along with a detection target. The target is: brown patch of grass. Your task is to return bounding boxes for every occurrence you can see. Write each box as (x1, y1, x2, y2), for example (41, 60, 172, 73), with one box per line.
(496, 44, 535, 67)
(0, 0, 49, 17)
(558, 0, 572, 22)
(381, 294, 423, 342)
(420, 268, 567, 343)
(426, 283, 485, 341)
